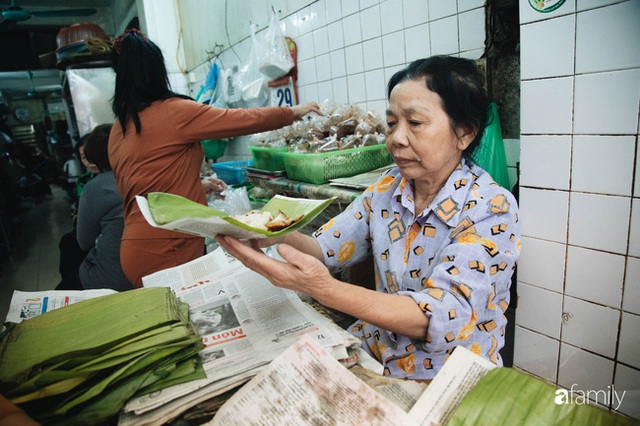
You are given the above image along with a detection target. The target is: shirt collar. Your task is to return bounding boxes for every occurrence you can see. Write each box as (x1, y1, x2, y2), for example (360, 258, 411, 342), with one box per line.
(391, 159, 477, 227)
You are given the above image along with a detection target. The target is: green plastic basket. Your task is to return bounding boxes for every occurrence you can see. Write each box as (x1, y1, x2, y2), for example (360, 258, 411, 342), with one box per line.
(281, 144, 393, 184)
(248, 145, 288, 171)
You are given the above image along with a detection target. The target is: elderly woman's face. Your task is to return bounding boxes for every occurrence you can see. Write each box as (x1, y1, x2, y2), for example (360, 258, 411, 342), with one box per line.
(385, 79, 472, 183)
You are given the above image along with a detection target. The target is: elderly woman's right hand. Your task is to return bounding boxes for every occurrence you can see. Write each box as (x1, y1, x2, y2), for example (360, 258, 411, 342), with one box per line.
(215, 235, 335, 299)
(291, 102, 322, 120)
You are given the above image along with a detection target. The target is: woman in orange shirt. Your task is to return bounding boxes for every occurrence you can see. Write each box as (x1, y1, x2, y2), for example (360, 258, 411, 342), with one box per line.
(108, 29, 320, 287)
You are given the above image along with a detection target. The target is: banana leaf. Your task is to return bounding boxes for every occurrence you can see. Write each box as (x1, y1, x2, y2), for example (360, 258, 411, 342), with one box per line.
(69, 323, 200, 373)
(447, 367, 639, 425)
(43, 368, 157, 426)
(8, 324, 201, 399)
(0, 287, 186, 389)
(140, 192, 335, 240)
(10, 374, 95, 405)
(51, 342, 203, 414)
(137, 356, 204, 395)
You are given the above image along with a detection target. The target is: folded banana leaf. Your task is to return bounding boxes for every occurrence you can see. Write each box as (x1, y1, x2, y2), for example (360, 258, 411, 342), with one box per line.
(8, 323, 199, 397)
(69, 323, 200, 373)
(137, 355, 204, 395)
(447, 367, 638, 425)
(52, 342, 202, 415)
(141, 192, 335, 239)
(0, 287, 185, 389)
(44, 368, 157, 426)
(11, 335, 201, 405)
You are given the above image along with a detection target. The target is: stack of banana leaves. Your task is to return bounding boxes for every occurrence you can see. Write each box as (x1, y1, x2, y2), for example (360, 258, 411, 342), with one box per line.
(0, 287, 206, 426)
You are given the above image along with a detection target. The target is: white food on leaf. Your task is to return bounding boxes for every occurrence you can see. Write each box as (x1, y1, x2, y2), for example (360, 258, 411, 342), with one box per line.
(232, 210, 304, 231)
(233, 210, 274, 230)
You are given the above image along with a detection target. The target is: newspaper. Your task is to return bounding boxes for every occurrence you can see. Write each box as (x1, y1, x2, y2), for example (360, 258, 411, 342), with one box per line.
(3, 289, 117, 324)
(206, 336, 496, 426)
(408, 346, 497, 425)
(207, 334, 415, 426)
(120, 247, 359, 424)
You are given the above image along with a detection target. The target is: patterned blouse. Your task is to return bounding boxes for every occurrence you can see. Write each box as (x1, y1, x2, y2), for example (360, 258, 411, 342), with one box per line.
(313, 159, 521, 379)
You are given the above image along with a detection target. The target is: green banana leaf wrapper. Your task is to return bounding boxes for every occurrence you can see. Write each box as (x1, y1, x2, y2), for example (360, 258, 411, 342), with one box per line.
(138, 192, 335, 240)
(447, 367, 639, 426)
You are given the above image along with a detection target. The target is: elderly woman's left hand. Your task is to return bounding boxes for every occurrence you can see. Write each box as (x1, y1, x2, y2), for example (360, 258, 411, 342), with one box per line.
(215, 235, 335, 298)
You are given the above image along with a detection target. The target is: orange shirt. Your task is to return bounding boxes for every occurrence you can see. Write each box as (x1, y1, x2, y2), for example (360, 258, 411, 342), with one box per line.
(108, 98, 294, 285)
(109, 98, 294, 241)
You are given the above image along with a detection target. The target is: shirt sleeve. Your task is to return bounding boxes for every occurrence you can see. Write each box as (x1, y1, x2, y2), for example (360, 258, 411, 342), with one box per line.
(314, 187, 376, 272)
(166, 99, 295, 142)
(400, 193, 520, 353)
(76, 180, 104, 251)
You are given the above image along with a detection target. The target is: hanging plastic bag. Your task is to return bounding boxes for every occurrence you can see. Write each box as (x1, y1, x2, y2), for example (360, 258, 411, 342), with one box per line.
(221, 66, 242, 104)
(209, 64, 228, 109)
(234, 24, 269, 107)
(196, 62, 221, 105)
(471, 102, 511, 190)
(257, 10, 294, 80)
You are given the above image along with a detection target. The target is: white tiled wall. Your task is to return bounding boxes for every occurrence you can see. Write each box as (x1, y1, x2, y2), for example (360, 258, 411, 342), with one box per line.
(517, 0, 640, 418)
(185, 0, 502, 169)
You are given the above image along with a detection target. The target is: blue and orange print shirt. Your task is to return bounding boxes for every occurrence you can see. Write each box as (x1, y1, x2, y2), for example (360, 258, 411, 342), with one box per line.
(313, 159, 521, 379)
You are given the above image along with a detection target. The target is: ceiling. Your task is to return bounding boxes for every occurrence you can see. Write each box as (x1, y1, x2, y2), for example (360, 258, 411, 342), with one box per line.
(0, 0, 116, 100)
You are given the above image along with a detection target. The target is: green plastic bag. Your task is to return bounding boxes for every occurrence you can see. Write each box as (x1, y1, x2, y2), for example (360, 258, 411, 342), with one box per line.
(471, 102, 510, 190)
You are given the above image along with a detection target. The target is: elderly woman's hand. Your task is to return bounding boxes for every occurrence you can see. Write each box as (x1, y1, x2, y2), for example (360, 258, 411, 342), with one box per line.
(215, 235, 334, 299)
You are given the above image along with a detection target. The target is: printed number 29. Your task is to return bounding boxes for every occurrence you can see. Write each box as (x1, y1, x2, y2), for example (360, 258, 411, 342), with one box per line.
(277, 87, 293, 107)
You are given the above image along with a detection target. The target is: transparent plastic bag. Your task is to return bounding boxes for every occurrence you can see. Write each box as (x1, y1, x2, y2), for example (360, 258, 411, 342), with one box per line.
(257, 10, 294, 80)
(207, 186, 253, 216)
(234, 25, 268, 107)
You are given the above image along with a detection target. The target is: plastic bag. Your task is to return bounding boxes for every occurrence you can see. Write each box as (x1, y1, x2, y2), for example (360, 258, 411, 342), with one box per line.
(207, 186, 253, 216)
(66, 68, 115, 137)
(234, 24, 269, 107)
(471, 102, 510, 190)
(221, 66, 242, 104)
(257, 10, 294, 80)
(196, 62, 220, 104)
(209, 64, 228, 109)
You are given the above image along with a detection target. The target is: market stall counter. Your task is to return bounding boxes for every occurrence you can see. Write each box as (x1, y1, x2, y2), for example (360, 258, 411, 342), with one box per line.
(246, 175, 361, 206)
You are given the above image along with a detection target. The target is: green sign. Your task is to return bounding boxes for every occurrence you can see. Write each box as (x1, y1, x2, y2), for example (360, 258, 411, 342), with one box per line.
(528, 0, 567, 13)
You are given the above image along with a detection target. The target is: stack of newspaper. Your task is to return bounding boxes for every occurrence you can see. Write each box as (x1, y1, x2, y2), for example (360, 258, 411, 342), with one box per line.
(116, 247, 362, 425)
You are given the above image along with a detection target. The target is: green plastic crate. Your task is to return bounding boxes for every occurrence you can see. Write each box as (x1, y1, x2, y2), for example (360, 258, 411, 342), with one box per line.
(281, 144, 393, 184)
(248, 145, 288, 171)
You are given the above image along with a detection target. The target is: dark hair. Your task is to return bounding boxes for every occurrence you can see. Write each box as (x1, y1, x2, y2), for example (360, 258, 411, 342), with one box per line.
(83, 124, 113, 172)
(387, 55, 490, 158)
(75, 133, 90, 156)
(111, 31, 190, 135)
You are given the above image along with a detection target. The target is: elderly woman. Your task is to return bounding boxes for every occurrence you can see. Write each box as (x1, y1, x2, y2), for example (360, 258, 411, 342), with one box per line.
(216, 55, 521, 380)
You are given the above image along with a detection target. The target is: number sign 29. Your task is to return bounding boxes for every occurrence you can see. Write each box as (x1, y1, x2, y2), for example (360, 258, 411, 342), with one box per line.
(269, 78, 297, 108)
